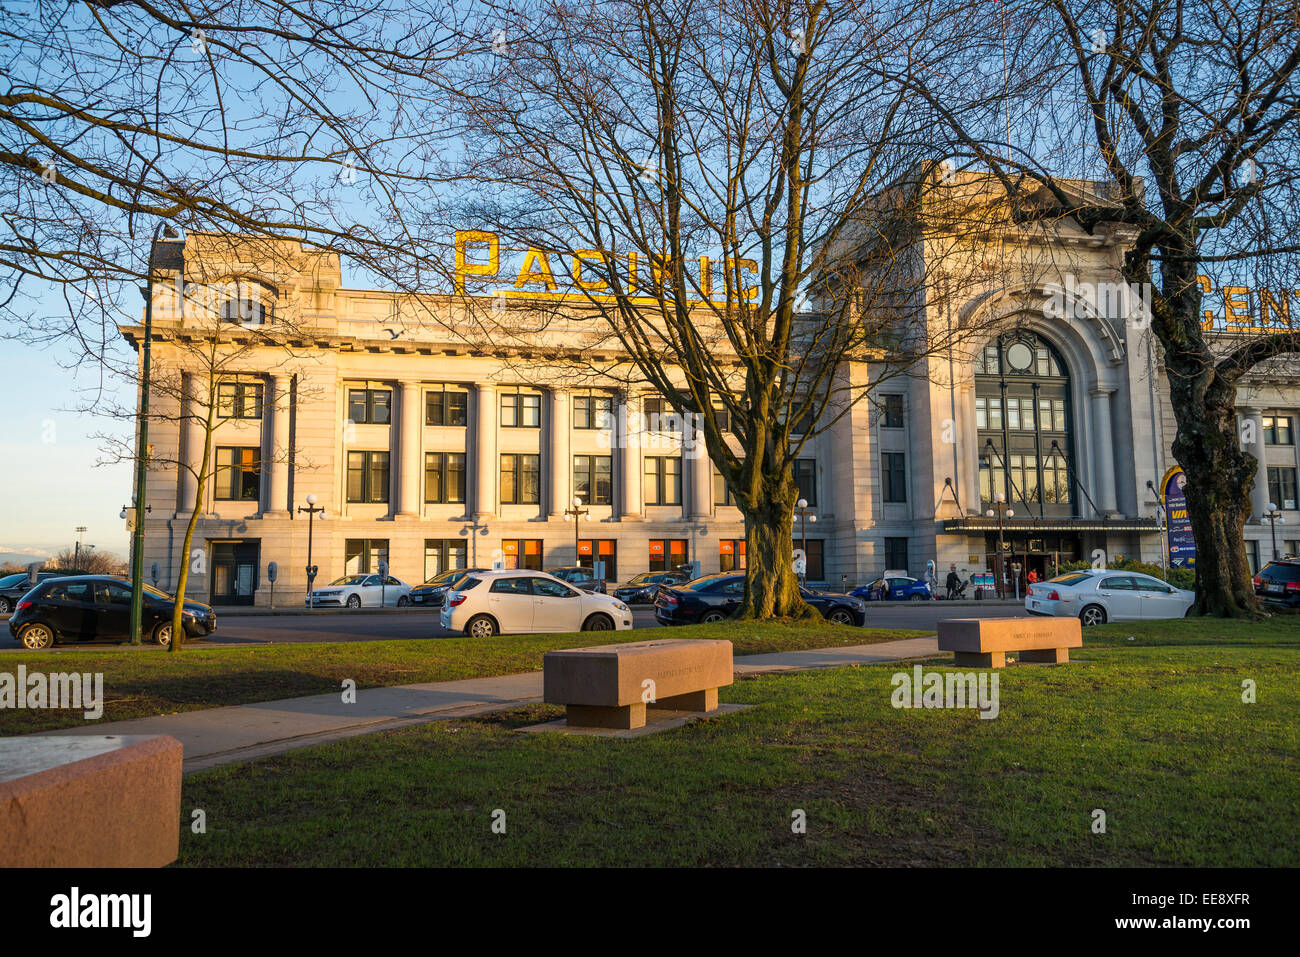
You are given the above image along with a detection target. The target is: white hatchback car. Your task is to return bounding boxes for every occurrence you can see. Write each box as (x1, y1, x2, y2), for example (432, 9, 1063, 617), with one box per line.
(306, 574, 412, 609)
(1026, 569, 1194, 625)
(440, 570, 634, 637)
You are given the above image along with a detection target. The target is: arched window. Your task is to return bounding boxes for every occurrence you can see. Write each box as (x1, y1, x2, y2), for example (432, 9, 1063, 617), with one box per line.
(976, 332, 1073, 515)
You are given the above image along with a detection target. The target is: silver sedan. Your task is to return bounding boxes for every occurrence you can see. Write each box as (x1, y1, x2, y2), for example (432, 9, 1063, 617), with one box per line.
(1026, 570, 1194, 625)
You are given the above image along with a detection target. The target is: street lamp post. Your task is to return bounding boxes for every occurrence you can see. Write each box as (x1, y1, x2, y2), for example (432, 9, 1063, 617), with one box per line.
(298, 494, 325, 606)
(73, 526, 87, 569)
(794, 498, 817, 585)
(563, 495, 590, 567)
(129, 221, 181, 644)
(985, 492, 1014, 599)
(1145, 479, 1169, 580)
(1263, 502, 1284, 561)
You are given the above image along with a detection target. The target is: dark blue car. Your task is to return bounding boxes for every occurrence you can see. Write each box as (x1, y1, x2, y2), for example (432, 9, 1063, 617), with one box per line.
(851, 575, 933, 602)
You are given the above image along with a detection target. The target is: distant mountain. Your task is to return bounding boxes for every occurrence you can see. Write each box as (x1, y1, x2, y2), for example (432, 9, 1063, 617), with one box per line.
(0, 549, 55, 569)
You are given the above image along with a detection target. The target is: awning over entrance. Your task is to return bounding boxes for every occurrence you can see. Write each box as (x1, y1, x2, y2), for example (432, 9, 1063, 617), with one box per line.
(943, 517, 1162, 534)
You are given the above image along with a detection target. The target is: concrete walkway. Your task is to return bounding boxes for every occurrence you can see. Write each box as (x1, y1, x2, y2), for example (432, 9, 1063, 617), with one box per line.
(42, 636, 940, 773)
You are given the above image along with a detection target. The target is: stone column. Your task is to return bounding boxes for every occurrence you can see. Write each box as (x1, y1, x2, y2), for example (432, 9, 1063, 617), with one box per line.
(619, 391, 642, 520)
(474, 383, 497, 519)
(688, 414, 712, 519)
(1090, 388, 1118, 516)
(398, 381, 422, 516)
(1242, 407, 1269, 520)
(268, 373, 291, 515)
(548, 388, 570, 518)
(179, 373, 205, 517)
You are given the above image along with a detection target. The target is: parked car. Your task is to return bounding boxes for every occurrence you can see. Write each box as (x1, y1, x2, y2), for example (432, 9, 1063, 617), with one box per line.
(1025, 569, 1194, 625)
(440, 570, 632, 636)
(1253, 559, 1300, 607)
(613, 571, 689, 604)
(544, 566, 608, 594)
(0, 569, 89, 614)
(409, 568, 488, 608)
(306, 574, 412, 609)
(8, 575, 215, 649)
(655, 573, 867, 626)
(851, 576, 933, 602)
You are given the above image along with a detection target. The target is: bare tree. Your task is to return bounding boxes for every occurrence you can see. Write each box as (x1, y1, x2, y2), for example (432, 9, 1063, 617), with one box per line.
(408, 0, 997, 617)
(906, 0, 1300, 615)
(47, 548, 125, 575)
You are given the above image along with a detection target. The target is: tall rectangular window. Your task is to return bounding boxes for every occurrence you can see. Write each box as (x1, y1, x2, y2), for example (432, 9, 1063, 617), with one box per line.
(884, 537, 909, 572)
(802, 540, 825, 581)
(649, 539, 687, 572)
(1268, 466, 1297, 510)
(882, 452, 907, 503)
(500, 453, 541, 504)
(573, 394, 614, 430)
(424, 452, 466, 503)
(573, 454, 612, 505)
(347, 387, 391, 425)
(643, 456, 682, 506)
(643, 397, 682, 432)
(713, 465, 737, 506)
(578, 539, 618, 581)
(500, 392, 541, 428)
(425, 386, 468, 427)
(501, 539, 543, 570)
(344, 539, 389, 574)
(346, 451, 390, 503)
(881, 394, 904, 428)
(216, 381, 264, 420)
(214, 447, 261, 500)
(720, 540, 746, 572)
(1264, 414, 1294, 446)
(423, 539, 468, 580)
(794, 458, 817, 506)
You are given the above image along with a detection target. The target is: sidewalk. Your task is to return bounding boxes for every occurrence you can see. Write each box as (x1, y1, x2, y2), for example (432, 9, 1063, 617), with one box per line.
(40, 636, 941, 773)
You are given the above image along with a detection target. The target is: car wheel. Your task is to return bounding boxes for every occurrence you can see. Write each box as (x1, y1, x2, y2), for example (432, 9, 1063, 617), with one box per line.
(1079, 604, 1107, 627)
(152, 621, 173, 647)
(19, 623, 54, 650)
(466, 614, 497, 638)
(699, 610, 728, 624)
(582, 613, 614, 631)
(346, 594, 362, 610)
(910, 593, 927, 602)
(0, 596, 11, 614)
(827, 608, 854, 625)
(397, 595, 410, 607)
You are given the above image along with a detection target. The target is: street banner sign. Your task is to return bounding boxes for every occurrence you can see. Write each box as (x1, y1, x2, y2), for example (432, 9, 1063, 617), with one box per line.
(1162, 466, 1197, 567)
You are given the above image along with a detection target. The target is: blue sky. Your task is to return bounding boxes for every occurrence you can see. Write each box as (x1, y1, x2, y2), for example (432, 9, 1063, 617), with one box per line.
(0, 334, 132, 562)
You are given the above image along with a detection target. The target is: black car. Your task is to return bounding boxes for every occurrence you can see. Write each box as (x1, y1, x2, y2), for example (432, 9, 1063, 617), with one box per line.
(545, 567, 608, 594)
(654, 573, 867, 626)
(0, 569, 88, 614)
(7, 575, 216, 650)
(409, 568, 488, 608)
(1254, 559, 1300, 607)
(613, 571, 689, 604)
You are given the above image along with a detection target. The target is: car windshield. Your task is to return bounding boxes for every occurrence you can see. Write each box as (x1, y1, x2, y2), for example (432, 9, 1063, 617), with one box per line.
(1260, 562, 1300, 581)
(626, 573, 652, 584)
(425, 570, 462, 585)
(0, 572, 31, 588)
(452, 577, 482, 592)
(690, 576, 739, 592)
(328, 576, 370, 586)
(142, 583, 170, 599)
(1048, 573, 1093, 586)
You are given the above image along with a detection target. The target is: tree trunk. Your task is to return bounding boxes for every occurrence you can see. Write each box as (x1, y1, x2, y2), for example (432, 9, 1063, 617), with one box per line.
(1166, 369, 1258, 617)
(170, 390, 216, 651)
(738, 499, 816, 620)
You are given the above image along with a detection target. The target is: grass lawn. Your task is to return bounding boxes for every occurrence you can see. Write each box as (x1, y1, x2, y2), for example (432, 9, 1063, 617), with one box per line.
(177, 617, 1299, 867)
(0, 620, 924, 733)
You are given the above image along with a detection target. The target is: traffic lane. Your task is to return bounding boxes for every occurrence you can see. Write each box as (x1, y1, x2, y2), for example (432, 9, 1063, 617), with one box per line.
(201, 607, 664, 644)
(861, 601, 1031, 631)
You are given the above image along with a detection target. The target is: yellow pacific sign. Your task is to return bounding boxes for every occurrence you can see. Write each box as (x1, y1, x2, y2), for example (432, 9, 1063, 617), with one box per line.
(453, 229, 758, 305)
(1196, 276, 1298, 332)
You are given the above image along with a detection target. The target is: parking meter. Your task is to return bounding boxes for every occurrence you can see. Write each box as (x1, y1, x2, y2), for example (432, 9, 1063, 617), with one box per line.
(150, 561, 160, 587)
(267, 561, 277, 609)
(378, 560, 389, 607)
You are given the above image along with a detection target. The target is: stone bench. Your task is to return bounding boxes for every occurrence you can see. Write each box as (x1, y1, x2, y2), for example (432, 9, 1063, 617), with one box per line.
(1, 735, 182, 867)
(544, 639, 733, 730)
(937, 617, 1082, 668)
